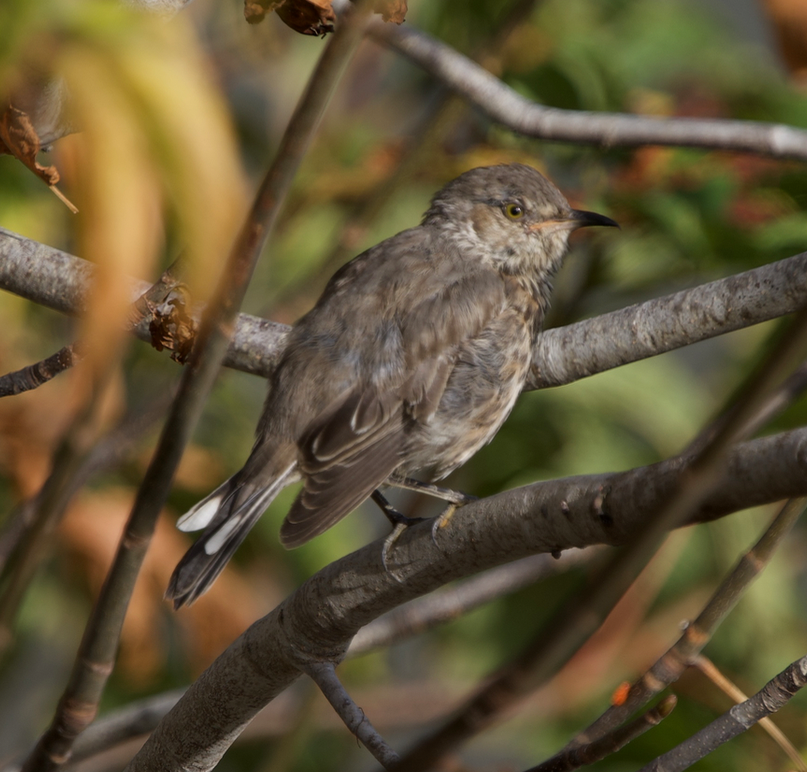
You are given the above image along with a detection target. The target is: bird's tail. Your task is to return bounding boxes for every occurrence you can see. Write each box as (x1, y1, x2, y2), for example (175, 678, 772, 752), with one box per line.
(166, 463, 296, 608)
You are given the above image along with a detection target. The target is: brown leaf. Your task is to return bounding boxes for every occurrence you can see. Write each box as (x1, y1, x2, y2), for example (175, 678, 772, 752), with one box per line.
(372, 0, 406, 23)
(60, 490, 263, 680)
(762, 0, 807, 81)
(245, 0, 336, 36)
(0, 103, 60, 185)
(146, 286, 198, 364)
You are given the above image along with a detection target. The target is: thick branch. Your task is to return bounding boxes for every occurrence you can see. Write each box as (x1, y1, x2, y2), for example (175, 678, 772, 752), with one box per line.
(0, 227, 288, 378)
(371, 23, 807, 160)
(529, 252, 807, 389)
(123, 427, 807, 772)
(2, 228, 806, 388)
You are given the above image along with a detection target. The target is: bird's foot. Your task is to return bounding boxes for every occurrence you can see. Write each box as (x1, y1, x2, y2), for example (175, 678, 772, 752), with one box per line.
(429, 501, 461, 545)
(372, 490, 427, 577)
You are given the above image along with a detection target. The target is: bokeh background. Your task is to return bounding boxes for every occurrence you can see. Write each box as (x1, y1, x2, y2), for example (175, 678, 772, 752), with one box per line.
(1, 0, 807, 769)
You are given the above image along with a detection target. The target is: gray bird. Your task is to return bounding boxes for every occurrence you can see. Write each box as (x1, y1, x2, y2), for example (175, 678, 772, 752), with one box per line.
(166, 163, 617, 607)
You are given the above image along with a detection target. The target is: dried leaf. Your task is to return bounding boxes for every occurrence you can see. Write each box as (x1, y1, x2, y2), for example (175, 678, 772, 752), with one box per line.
(245, 0, 336, 35)
(0, 103, 60, 185)
(762, 0, 807, 80)
(146, 286, 198, 364)
(372, 0, 406, 24)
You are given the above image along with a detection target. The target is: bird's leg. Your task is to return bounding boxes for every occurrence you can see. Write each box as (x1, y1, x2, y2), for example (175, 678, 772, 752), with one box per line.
(387, 474, 478, 542)
(387, 474, 478, 506)
(371, 490, 427, 573)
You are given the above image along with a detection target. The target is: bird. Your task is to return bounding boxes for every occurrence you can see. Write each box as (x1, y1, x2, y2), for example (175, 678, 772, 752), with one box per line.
(166, 163, 617, 607)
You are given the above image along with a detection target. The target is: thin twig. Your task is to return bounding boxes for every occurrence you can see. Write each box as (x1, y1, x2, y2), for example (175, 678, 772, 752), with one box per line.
(693, 655, 807, 772)
(303, 662, 399, 769)
(540, 497, 806, 770)
(0, 344, 82, 397)
(349, 550, 596, 656)
(371, 22, 807, 160)
(525, 696, 678, 772)
(390, 313, 807, 772)
(0, 258, 185, 398)
(637, 655, 807, 772)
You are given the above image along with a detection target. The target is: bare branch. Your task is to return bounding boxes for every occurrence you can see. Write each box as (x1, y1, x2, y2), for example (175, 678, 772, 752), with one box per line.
(637, 655, 807, 772)
(304, 662, 400, 769)
(694, 655, 807, 772)
(529, 252, 807, 389)
(370, 22, 807, 160)
(0, 344, 81, 397)
(3, 227, 806, 389)
(547, 497, 806, 766)
(526, 696, 678, 772)
(120, 423, 807, 772)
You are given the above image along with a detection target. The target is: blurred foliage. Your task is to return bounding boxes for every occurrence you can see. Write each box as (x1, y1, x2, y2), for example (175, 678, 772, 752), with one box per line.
(1, 0, 807, 770)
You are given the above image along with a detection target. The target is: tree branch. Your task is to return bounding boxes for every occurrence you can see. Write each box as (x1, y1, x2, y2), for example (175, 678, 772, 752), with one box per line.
(693, 655, 807, 772)
(637, 655, 807, 772)
(121, 424, 807, 772)
(2, 227, 806, 389)
(303, 662, 400, 768)
(370, 22, 807, 160)
(19, 5, 372, 770)
(0, 344, 81, 397)
(528, 252, 807, 389)
(525, 696, 678, 772)
(539, 497, 806, 771)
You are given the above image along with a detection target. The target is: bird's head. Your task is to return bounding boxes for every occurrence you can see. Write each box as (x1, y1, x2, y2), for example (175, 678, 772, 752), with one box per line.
(422, 163, 618, 279)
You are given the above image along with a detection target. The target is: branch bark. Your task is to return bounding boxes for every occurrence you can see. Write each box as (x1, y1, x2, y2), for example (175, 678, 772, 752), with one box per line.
(2, 226, 806, 389)
(121, 426, 807, 772)
(370, 22, 807, 160)
(637, 655, 807, 772)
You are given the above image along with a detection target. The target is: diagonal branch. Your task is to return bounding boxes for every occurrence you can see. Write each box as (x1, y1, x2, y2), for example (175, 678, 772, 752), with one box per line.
(19, 5, 372, 771)
(303, 662, 400, 768)
(637, 654, 807, 772)
(693, 655, 807, 772)
(525, 696, 678, 772)
(121, 422, 807, 772)
(538, 497, 806, 771)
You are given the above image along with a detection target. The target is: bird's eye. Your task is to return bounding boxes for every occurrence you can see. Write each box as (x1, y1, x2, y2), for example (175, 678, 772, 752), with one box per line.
(503, 203, 524, 220)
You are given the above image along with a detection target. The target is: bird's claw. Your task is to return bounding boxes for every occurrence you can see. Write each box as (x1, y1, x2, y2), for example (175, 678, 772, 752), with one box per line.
(430, 503, 457, 546)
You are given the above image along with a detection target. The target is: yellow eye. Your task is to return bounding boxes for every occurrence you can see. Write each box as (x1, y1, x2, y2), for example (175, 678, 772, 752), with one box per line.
(504, 202, 524, 220)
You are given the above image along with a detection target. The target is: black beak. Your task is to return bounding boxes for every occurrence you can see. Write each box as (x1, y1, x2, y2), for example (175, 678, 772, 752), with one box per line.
(568, 209, 620, 230)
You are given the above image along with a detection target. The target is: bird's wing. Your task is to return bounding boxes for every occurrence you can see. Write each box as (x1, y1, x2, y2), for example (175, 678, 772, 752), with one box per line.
(280, 258, 507, 548)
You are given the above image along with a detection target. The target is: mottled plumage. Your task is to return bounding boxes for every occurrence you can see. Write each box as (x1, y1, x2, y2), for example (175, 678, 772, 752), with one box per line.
(166, 164, 617, 607)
